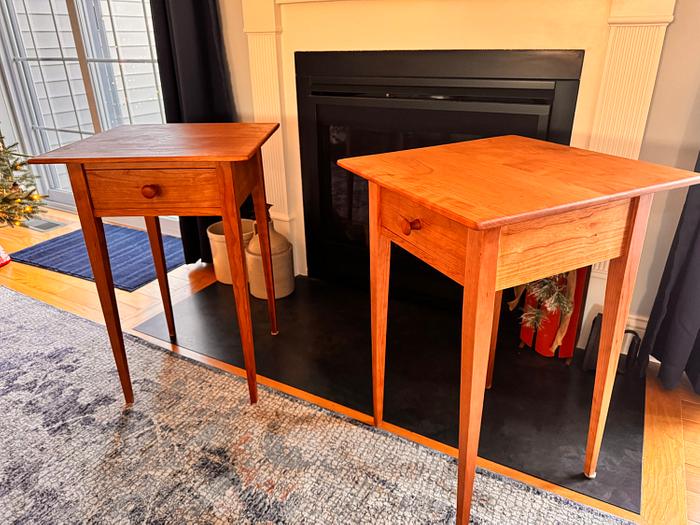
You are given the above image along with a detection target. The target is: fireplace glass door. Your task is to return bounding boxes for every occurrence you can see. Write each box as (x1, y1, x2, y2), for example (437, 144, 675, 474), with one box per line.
(297, 50, 583, 303)
(318, 104, 549, 302)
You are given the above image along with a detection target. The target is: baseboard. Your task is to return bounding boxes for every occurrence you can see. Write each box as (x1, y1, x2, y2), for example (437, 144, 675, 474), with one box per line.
(578, 309, 649, 350)
(575, 315, 648, 358)
(626, 314, 648, 338)
(44, 201, 76, 213)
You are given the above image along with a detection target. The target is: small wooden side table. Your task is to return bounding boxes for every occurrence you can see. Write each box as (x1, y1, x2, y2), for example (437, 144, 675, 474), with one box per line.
(30, 123, 280, 405)
(339, 135, 700, 523)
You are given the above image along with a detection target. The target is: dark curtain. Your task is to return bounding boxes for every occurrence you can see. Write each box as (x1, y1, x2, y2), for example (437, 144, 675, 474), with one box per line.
(150, 0, 234, 263)
(640, 152, 700, 392)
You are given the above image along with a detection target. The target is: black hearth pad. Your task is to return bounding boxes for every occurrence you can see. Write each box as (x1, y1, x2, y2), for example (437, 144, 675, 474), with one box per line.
(135, 277, 643, 513)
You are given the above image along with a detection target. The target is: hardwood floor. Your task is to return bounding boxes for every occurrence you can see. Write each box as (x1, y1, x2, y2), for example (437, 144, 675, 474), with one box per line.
(0, 209, 213, 328)
(683, 398, 700, 524)
(0, 208, 696, 524)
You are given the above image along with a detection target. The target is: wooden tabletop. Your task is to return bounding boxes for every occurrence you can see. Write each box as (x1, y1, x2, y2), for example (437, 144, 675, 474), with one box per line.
(29, 123, 279, 164)
(339, 135, 700, 230)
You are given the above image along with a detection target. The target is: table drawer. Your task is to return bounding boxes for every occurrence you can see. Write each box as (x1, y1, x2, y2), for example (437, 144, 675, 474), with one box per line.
(86, 168, 222, 216)
(380, 189, 468, 284)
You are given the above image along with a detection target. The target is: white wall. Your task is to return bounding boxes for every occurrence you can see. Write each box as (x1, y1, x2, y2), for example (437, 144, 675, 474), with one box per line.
(631, 0, 700, 326)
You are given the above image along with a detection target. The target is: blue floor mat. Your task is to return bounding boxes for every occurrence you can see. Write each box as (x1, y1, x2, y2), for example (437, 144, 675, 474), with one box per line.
(10, 224, 185, 292)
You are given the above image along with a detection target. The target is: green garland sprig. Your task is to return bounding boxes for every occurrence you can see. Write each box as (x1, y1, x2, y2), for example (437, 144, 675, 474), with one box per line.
(521, 274, 573, 329)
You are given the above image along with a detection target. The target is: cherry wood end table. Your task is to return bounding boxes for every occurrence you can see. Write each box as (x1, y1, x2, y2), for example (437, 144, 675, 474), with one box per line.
(338, 135, 700, 523)
(30, 123, 280, 406)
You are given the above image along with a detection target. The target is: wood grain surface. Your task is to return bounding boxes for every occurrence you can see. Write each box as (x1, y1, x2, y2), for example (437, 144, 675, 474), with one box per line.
(495, 199, 631, 290)
(456, 227, 501, 524)
(584, 195, 653, 477)
(369, 182, 392, 426)
(86, 168, 221, 216)
(338, 135, 700, 230)
(380, 187, 468, 284)
(29, 123, 279, 164)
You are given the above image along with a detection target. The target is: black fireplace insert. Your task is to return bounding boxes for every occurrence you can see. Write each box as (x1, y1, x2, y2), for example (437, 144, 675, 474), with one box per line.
(296, 50, 583, 303)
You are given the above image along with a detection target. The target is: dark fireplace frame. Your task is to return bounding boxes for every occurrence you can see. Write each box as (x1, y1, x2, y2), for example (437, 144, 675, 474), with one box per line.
(296, 50, 584, 293)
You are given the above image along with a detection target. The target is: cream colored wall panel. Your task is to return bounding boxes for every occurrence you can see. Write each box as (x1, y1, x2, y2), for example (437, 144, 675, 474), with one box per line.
(589, 23, 669, 159)
(247, 33, 288, 219)
(238, 0, 677, 294)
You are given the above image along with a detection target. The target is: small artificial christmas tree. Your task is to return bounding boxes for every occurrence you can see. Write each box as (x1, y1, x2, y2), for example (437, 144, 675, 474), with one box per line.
(0, 132, 45, 267)
(1, 132, 44, 227)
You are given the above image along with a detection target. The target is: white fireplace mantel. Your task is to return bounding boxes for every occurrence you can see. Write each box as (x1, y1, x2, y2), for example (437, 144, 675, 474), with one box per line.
(240, 0, 676, 340)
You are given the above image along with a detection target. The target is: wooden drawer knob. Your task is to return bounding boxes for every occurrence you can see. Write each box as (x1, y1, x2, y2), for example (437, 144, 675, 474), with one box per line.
(401, 218, 422, 235)
(141, 184, 160, 199)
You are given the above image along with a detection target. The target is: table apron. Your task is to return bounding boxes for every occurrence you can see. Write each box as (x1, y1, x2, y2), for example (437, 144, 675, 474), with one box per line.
(380, 189, 469, 284)
(86, 168, 222, 215)
(92, 207, 223, 218)
(380, 195, 633, 290)
(496, 198, 632, 289)
(83, 161, 218, 170)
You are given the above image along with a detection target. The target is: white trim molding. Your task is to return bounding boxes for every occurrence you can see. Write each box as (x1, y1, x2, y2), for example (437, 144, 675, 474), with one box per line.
(247, 32, 288, 216)
(580, 0, 675, 346)
(626, 314, 649, 339)
(241, 1, 297, 263)
(588, 21, 671, 159)
(607, 15, 674, 26)
(590, 260, 609, 279)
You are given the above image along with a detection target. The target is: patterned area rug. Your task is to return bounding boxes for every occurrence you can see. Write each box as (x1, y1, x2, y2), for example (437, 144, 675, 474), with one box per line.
(0, 287, 631, 524)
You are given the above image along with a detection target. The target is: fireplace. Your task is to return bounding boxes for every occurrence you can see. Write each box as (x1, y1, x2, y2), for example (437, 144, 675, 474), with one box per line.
(297, 50, 583, 302)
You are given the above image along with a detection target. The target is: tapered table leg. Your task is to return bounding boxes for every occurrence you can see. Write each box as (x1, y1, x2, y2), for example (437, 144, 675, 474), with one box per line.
(145, 216, 176, 340)
(583, 195, 653, 478)
(252, 152, 278, 335)
(457, 227, 500, 525)
(369, 182, 392, 427)
(67, 163, 133, 404)
(218, 162, 258, 403)
(486, 289, 503, 390)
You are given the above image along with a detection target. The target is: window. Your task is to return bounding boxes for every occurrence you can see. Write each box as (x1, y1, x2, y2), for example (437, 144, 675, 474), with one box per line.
(0, 0, 164, 205)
